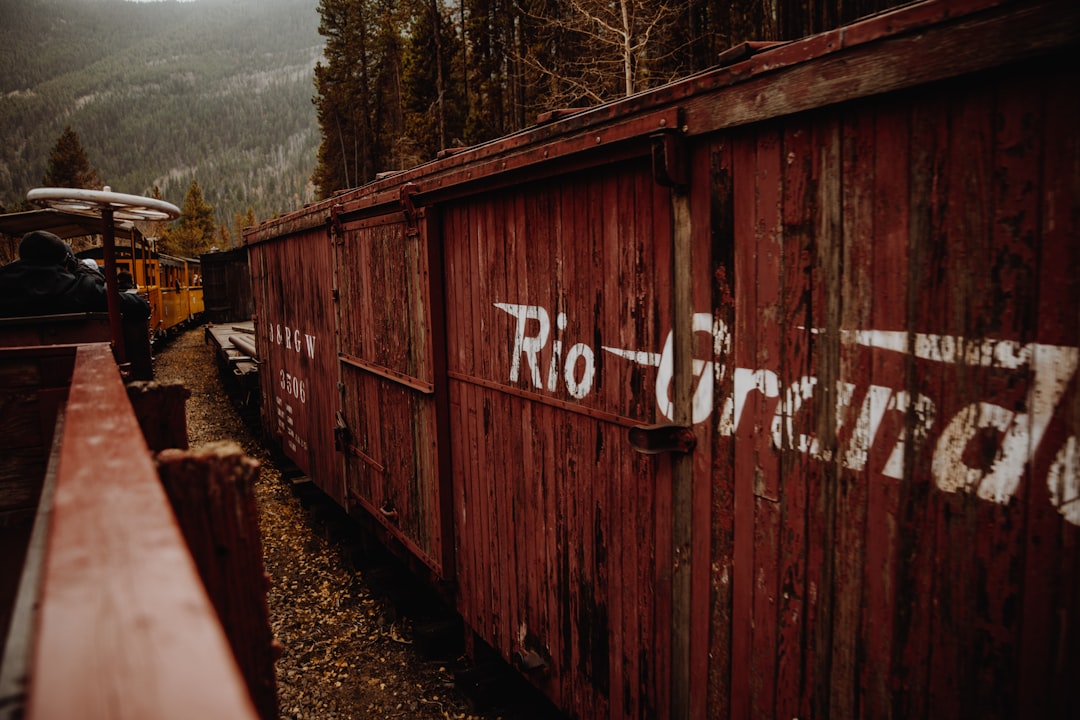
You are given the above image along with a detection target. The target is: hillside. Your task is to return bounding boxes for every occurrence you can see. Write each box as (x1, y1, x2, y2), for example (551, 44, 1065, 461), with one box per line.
(0, 0, 323, 235)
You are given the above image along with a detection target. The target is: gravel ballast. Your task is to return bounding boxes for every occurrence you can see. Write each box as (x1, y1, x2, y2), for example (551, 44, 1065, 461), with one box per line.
(154, 327, 560, 720)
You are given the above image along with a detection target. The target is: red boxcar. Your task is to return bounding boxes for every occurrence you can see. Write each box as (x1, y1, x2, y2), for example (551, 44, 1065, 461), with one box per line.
(246, 0, 1079, 717)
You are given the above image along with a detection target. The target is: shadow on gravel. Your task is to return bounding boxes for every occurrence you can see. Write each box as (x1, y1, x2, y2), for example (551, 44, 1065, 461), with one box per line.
(196, 328, 568, 720)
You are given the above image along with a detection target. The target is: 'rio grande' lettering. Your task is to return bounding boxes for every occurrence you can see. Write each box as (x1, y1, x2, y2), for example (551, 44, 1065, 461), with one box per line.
(495, 302, 1080, 526)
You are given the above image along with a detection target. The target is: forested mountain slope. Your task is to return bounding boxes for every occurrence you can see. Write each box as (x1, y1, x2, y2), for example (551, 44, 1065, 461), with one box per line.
(0, 0, 321, 230)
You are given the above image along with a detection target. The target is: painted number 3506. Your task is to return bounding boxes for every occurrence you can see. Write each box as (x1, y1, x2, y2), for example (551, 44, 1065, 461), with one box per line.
(279, 369, 307, 403)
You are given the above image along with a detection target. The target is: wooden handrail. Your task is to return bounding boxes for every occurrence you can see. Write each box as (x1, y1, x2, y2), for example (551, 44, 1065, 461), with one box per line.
(24, 343, 258, 720)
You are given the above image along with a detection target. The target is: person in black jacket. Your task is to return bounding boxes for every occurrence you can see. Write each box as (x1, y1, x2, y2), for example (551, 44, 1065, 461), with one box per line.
(0, 230, 150, 320)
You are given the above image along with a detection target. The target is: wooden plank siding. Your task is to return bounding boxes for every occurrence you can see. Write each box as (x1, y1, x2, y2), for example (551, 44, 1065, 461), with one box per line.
(244, 2, 1080, 718)
(708, 53, 1080, 720)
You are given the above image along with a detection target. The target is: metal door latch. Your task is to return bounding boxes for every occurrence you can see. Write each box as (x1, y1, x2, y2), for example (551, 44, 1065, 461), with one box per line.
(628, 424, 697, 455)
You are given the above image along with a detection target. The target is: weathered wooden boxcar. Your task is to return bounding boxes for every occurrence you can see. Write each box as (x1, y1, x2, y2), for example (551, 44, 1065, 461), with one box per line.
(245, 0, 1079, 717)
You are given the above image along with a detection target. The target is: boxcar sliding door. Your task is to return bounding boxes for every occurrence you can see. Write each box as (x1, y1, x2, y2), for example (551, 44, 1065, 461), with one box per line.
(440, 115, 710, 718)
(332, 202, 452, 577)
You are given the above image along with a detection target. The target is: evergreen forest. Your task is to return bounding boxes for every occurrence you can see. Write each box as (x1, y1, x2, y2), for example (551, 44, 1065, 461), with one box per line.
(1, 0, 905, 242)
(308, 0, 904, 197)
(0, 0, 322, 237)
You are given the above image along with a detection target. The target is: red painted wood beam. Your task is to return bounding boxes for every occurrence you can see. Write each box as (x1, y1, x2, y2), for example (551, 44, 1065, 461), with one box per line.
(25, 343, 257, 720)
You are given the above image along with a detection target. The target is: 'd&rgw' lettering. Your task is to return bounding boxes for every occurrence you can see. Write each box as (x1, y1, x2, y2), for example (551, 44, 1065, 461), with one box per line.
(266, 322, 317, 359)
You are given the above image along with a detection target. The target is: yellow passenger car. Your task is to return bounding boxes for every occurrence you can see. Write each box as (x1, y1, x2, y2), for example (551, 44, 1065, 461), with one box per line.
(76, 245, 203, 339)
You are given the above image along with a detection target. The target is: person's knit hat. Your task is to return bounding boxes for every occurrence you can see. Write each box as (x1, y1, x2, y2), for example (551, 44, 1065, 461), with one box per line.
(19, 230, 70, 266)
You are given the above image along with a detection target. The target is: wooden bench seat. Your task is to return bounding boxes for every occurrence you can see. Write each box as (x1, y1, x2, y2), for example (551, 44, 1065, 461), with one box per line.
(0, 313, 153, 380)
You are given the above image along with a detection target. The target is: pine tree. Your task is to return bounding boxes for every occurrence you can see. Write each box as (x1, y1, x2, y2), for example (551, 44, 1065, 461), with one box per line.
(369, 0, 407, 171)
(218, 224, 232, 248)
(43, 126, 102, 190)
(162, 179, 217, 257)
(234, 207, 257, 246)
(463, 0, 527, 142)
(312, 0, 513, 186)
(400, 0, 465, 162)
(312, 0, 374, 197)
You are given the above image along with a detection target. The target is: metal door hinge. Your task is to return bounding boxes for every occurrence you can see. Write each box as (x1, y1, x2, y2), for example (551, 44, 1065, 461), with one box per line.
(330, 203, 344, 243)
(650, 130, 687, 189)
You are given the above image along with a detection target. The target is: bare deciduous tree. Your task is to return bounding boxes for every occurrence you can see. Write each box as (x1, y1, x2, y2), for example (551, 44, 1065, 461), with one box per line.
(518, 0, 678, 108)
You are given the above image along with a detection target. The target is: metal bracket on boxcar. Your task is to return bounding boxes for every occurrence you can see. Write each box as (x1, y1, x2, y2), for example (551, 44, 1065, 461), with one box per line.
(400, 183, 420, 238)
(628, 424, 697, 455)
(329, 203, 344, 243)
(436, 145, 471, 159)
(650, 130, 687, 189)
(535, 108, 583, 124)
(333, 411, 350, 452)
(378, 500, 399, 524)
(512, 647, 549, 675)
(714, 40, 787, 68)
